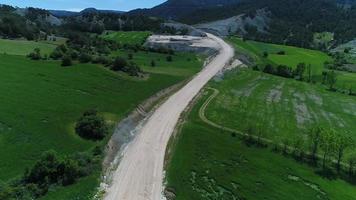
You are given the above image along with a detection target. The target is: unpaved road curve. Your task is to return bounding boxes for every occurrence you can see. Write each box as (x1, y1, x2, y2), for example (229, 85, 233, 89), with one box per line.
(104, 33, 234, 200)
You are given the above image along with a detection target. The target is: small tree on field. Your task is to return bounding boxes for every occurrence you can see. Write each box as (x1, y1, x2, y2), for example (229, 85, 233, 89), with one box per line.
(128, 53, 133, 60)
(28, 48, 41, 60)
(308, 126, 323, 164)
(335, 134, 353, 172)
(111, 57, 127, 71)
(320, 128, 337, 170)
(151, 60, 156, 67)
(263, 51, 268, 58)
(294, 63, 306, 80)
(166, 55, 173, 62)
(61, 56, 72, 67)
(75, 109, 108, 140)
(79, 53, 92, 63)
(348, 154, 356, 177)
(326, 70, 337, 90)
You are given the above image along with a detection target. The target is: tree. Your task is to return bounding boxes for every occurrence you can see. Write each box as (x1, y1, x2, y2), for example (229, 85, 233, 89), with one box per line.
(294, 63, 306, 80)
(111, 57, 127, 71)
(151, 60, 156, 67)
(335, 134, 353, 172)
(263, 51, 268, 58)
(61, 56, 72, 67)
(27, 48, 41, 60)
(308, 126, 323, 163)
(348, 154, 356, 177)
(320, 128, 337, 170)
(75, 109, 108, 140)
(326, 70, 337, 90)
(276, 65, 293, 78)
(78, 53, 92, 63)
(166, 55, 173, 62)
(306, 64, 312, 82)
(128, 53, 133, 60)
(263, 64, 275, 74)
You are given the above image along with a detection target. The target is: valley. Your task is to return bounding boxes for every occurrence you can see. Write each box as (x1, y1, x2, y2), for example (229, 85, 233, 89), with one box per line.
(1, 0, 356, 200)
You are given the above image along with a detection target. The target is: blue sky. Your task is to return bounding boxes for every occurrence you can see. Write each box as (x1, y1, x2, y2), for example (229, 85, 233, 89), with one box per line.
(0, 0, 166, 11)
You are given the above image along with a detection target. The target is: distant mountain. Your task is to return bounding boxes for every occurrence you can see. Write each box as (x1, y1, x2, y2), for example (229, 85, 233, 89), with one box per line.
(48, 10, 78, 17)
(80, 8, 124, 15)
(129, 0, 241, 19)
(49, 8, 124, 18)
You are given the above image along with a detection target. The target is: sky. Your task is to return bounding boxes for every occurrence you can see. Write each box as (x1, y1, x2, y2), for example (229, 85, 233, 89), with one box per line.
(0, 0, 166, 12)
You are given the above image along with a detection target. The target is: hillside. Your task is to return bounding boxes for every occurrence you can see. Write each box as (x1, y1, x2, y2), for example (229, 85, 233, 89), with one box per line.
(129, 0, 241, 19)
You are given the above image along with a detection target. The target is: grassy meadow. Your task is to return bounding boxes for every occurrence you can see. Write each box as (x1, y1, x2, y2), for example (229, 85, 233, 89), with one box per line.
(229, 37, 356, 90)
(207, 70, 356, 153)
(0, 39, 57, 56)
(112, 49, 203, 77)
(101, 31, 151, 46)
(166, 88, 356, 200)
(0, 32, 202, 199)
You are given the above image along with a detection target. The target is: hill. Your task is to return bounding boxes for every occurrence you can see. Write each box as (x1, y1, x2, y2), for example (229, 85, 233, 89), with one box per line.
(129, 0, 241, 19)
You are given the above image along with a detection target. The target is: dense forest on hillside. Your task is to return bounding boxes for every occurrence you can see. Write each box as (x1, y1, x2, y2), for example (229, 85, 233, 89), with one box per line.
(178, 0, 356, 48)
(0, 5, 162, 40)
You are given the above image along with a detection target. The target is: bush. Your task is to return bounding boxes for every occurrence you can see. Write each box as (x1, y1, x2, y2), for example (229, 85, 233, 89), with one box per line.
(50, 48, 64, 60)
(277, 50, 286, 55)
(151, 60, 156, 67)
(128, 53, 133, 60)
(111, 57, 128, 71)
(92, 56, 111, 65)
(27, 48, 41, 60)
(75, 109, 108, 140)
(78, 53, 92, 63)
(166, 55, 173, 62)
(61, 56, 72, 67)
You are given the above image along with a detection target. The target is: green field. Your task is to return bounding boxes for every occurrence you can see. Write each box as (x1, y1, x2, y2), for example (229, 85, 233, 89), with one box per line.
(229, 37, 356, 91)
(206, 70, 356, 153)
(0, 47, 202, 198)
(229, 37, 331, 75)
(166, 84, 356, 200)
(101, 31, 151, 46)
(112, 49, 203, 77)
(0, 39, 57, 56)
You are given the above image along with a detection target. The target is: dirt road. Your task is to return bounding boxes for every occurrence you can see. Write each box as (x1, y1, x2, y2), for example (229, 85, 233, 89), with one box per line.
(104, 33, 234, 200)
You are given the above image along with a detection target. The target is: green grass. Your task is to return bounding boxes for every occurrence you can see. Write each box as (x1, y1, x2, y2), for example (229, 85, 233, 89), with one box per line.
(0, 39, 57, 56)
(229, 37, 331, 75)
(101, 31, 151, 46)
(166, 87, 356, 200)
(206, 70, 356, 154)
(229, 37, 356, 91)
(0, 51, 202, 198)
(112, 49, 203, 77)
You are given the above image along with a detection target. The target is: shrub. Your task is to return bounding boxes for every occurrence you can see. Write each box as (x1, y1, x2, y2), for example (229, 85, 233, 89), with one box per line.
(61, 56, 72, 67)
(78, 53, 92, 63)
(111, 57, 128, 71)
(27, 48, 41, 60)
(128, 53, 133, 60)
(151, 60, 156, 67)
(277, 50, 286, 55)
(75, 109, 108, 140)
(166, 55, 173, 62)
